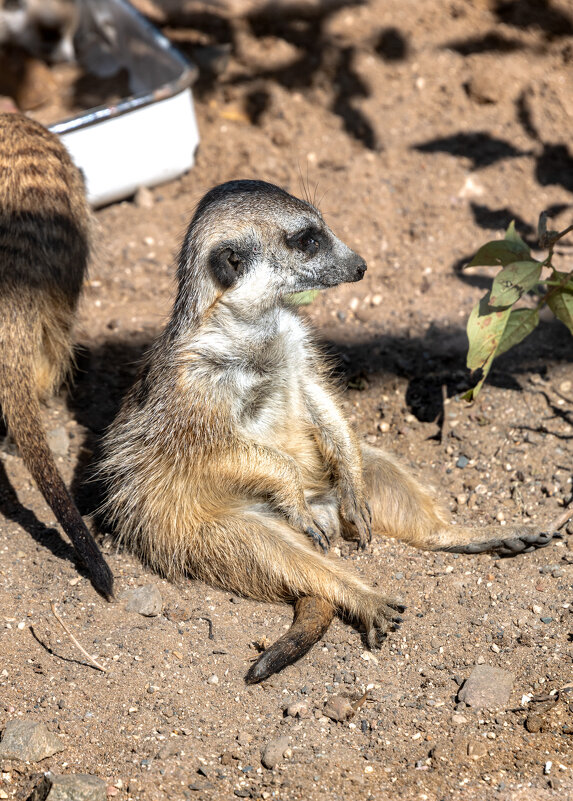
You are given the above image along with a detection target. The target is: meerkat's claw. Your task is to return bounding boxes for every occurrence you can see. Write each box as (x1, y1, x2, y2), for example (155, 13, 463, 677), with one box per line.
(339, 497, 372, 550)
(305, 525, 330, 553)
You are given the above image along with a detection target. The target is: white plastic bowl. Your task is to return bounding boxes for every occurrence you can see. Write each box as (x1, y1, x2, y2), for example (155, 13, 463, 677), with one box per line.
(49, 0, 199, 207)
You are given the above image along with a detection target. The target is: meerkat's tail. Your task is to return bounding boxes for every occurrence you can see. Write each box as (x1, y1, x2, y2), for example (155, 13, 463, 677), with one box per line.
(361, 444, 555, 555)
(245, 596, 335, 684)
(0, 302, 114, 600)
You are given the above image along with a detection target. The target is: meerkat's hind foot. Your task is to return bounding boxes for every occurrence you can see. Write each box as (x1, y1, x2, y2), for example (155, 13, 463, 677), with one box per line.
(443, 524, 556, 557)
(245, 596, 335, 684)
(356, 594, 406, 650)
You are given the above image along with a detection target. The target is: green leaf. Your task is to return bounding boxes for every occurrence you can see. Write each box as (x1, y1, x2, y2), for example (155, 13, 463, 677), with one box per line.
(465, 295, 539, 399)
(496, 308, 539, 357)
(465, 295, 512, 397)
(504, 219, 528, 248)
(490, 260, 542, 306)
(547, 288, 573, 335)
(466, 239, 531, 269)
(286, 290, 319, 306)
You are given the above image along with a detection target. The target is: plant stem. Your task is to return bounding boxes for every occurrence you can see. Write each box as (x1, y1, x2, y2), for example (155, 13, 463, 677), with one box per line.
(535, 268, 573, 312)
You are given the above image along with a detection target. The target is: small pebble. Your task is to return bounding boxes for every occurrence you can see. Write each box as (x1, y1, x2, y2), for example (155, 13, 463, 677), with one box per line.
(207, 674, 219, 685)
(237, 731, 252, 747)
(0, 719, 64, 762)
(134, 186, 154, 209)
(458, 665, 514, 708)
(286, 702, 309, 718)
(525, 714, 543, 733)
(323, 696, 355, 722)
(467, 740, 488, 760)
(120, 585, 163, 617)
(47, 427, 69, 459)
(456, 455, 469, 469)
(261, 736, 290, 769)
(28, 772, 106, 800)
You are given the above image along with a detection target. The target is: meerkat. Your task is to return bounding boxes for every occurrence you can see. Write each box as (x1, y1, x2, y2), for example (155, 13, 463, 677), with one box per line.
(0, 112, 113, 600)
(98, 179, 554, 681)
(0, 0, 78, 61)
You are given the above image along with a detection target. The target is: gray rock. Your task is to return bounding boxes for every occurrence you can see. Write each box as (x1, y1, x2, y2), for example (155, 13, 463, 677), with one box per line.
(237, 731, 252, 747)
(467, 740, 488, 760)
(0, 719, 64, 762)
(458, 664, 514, 708)
(156, 739, 180, 759)
(323, 696, 355, 722)
(285, 701, 309, 718)
(121, 585, 163, 616)
(261, 735, 290, 769)
(47, 427, 69, 459)
(28, 772, 106, 801)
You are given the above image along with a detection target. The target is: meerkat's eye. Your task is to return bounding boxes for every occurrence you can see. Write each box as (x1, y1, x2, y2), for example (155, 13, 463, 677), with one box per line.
(287, 228, 321, 257)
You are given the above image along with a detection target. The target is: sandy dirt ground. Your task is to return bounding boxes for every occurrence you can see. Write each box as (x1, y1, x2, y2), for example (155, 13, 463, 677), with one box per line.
(1, 0, 573, 799)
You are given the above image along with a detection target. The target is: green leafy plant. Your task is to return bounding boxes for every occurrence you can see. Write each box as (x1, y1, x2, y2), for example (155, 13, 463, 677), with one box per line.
(463, 215, 573, 400)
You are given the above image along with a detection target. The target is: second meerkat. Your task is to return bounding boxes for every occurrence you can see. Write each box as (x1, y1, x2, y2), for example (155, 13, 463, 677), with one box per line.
(99, 180, 553, 681)
(0, 112, 113, 599)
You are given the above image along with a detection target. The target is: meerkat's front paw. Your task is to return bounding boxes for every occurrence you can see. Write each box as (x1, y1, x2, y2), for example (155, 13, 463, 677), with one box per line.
(446, 525, 556, 556)
(284, 507, 331, 552)
(360, 594, 405, 649)
(304, 522, 330, 553)
(338, 485, 372, 549)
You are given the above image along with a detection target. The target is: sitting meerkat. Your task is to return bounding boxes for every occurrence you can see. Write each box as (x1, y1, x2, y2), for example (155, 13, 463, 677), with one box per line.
(99, 180, 553, 681)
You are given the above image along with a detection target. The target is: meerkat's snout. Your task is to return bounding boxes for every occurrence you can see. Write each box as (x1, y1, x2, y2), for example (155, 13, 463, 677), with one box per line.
(312, 239, 367, 289)
(341, 251, 367, 283)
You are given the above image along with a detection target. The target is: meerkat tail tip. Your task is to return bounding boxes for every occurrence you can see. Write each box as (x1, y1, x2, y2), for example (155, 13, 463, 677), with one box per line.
(84, 549, 114, 601)
(245, 596, 335, 684)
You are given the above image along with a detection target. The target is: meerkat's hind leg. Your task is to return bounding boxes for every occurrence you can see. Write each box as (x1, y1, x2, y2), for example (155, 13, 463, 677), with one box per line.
(360, 445, 556, 555)
(187, 509, 404, 680)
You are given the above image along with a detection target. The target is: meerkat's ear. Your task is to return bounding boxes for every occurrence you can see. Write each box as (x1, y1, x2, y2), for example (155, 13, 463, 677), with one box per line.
(209, 246, 246, 288)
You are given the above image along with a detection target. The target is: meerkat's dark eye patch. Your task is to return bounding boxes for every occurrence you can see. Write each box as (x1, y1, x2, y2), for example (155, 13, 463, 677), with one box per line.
(209, 246, 247, 288)
(286, 227, 323, 257)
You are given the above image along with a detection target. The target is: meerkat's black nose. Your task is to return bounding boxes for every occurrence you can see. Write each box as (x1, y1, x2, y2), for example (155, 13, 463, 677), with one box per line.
(349, 254, 367, 281)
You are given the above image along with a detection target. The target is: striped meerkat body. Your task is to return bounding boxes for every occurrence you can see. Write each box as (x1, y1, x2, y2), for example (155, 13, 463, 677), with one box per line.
(0, 112, 113, 599)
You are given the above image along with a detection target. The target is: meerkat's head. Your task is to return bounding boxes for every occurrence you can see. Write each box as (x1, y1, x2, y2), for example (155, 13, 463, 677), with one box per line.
(176, 180, 367, 317)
